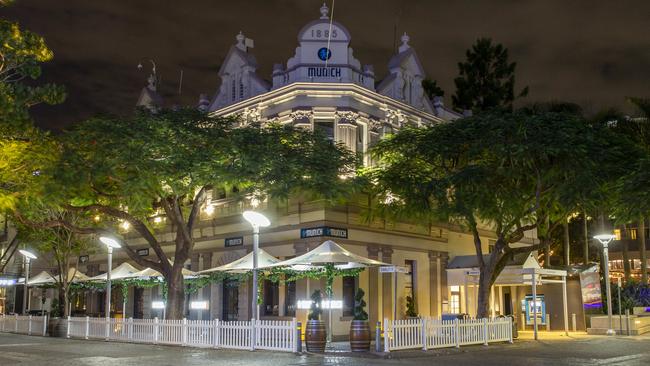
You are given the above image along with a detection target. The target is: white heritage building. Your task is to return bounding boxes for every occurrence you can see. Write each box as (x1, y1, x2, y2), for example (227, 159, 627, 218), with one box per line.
(21, 3, 571, 338)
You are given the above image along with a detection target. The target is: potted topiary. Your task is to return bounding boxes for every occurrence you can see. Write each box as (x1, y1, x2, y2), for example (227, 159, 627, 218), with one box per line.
(305, 290, 326, 352)
(349, 288, 370, 351)
(405, 295, 418, 318)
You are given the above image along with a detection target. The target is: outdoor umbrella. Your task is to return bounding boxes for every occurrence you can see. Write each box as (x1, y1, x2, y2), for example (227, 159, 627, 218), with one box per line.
(264, 240, 390, 344)
(199, 249, 281, 274)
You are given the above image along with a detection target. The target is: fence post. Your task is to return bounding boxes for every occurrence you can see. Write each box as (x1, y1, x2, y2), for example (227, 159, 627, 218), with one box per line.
(85, 316, 90, 339)
(214, 319, 220, 348)
(383, 318, 390, 353)
(182, 318, 188, 346)
(483, 318, 488, 346)
(296, 321, 302, 353)
(153, 317, 159, 344)
(28, 315, 32, 335)
(128, 318, 133, 340)
(454, 318, 460, 348)
(421, 317, 428, 351)
(249, 319, 255, 351)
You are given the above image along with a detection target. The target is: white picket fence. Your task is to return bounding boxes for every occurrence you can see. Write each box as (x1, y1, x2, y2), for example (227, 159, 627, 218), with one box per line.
(383, 317, 512, 352)
(0, 314, 48, 336)
(66, 317, 297, 352)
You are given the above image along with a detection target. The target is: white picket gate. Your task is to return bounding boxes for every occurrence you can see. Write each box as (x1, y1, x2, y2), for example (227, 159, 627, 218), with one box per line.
(383, 317, 512, 352)
(66, 317, 297, 352)
(0, 314, 48, 336)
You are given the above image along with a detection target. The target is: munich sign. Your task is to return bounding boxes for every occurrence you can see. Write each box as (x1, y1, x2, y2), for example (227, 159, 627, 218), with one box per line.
(307, 67, 341, 78)
(300, 226, 348, 239)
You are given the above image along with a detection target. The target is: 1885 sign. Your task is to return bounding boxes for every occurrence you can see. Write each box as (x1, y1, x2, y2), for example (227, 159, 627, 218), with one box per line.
(300, 226, 348, 239)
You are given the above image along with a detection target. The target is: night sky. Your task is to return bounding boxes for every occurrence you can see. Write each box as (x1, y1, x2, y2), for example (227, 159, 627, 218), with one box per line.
(2, 0, 649, 129)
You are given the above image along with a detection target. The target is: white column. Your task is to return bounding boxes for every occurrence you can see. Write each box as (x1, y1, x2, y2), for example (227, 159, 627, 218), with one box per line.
(532, 269, 538, 340)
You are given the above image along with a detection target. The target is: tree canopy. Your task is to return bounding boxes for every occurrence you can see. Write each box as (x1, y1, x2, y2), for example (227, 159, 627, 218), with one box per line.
(452, 38, 528, 113)
(368, 110, 638, 316)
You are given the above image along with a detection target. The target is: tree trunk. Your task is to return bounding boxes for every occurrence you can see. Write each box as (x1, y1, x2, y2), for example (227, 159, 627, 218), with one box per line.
(165, 264, 186, 320)
(476, 268, 493, 319)
(641, 217, 647, 284)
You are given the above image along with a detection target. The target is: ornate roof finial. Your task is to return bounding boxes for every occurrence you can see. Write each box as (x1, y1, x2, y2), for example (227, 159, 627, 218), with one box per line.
(320, 2, 329, 19)
(399, 32, 411, 53)
(235, 31, 246, 51)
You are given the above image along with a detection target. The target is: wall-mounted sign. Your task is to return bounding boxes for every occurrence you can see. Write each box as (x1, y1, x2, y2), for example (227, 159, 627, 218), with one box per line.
(79, 255, 89, 264)
(379, 265, 409, 274)
(300, 226, 348, 239)
(225, 236, 244, 247)
(137, 248, 149, 256)
(307, 67, 341, 78)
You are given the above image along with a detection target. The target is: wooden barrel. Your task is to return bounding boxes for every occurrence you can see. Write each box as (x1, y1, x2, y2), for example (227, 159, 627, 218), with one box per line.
(48, 317, 67, 337)
(349, 320, 370, 352)
(305, 320, 326, 352)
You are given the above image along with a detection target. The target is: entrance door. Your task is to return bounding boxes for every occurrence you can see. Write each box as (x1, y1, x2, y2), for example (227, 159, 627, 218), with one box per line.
(222, 279, 239, 321)
(504, 293, 512, 315)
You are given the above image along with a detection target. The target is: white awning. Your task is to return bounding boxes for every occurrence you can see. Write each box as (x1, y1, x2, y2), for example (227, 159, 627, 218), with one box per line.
(264, 240, 389, 270)
(199, 249, 281, 274)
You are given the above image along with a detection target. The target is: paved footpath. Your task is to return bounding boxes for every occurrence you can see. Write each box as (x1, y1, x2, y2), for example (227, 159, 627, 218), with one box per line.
(1, 332, 650, 366)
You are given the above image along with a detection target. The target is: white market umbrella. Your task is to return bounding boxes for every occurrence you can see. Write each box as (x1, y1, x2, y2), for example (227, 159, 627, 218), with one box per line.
(199, 249, 281, 274)
(87, 262, 140, 282)
(266, 240, 390, 345)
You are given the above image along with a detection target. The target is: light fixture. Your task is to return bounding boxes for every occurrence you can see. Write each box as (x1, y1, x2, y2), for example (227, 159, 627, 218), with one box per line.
(242, 211, 270, 228)
(18, 249, 37, 260)
(99, 236, 122, 249)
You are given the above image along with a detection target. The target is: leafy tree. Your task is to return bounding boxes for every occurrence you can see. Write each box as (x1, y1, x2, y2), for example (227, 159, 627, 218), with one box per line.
(369, 110, 637, 317)
(353, 288, 368, 321)
(14, 109, 356, 319)
(422, 78, 444, 100)
(0, 1, 65, 268)
(17, 208, 94, 317)
(308, 289, 323, 321)
(610, 97, 650, 283)
(452, 38, 528, 113)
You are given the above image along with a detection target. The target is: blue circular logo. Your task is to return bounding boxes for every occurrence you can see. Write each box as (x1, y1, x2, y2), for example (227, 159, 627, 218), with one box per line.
(317, 47, 331, 61)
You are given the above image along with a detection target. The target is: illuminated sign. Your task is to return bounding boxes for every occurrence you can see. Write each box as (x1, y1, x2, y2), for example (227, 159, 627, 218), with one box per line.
(225, 236, 244, 247)
(0, 278, 16, 286)
(297, 300, 343, 309)
(190, 301, 209, 310)
(300, 226, 347, 239)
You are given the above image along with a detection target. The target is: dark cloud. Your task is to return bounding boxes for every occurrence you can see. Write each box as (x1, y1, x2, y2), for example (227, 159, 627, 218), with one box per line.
(2, 0, 649, 129)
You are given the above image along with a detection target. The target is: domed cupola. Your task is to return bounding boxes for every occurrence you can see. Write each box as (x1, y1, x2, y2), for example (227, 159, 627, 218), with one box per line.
(271, 3, 375, 90)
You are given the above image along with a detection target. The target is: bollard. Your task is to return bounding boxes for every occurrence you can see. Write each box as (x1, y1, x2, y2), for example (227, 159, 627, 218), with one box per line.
(571, 314, 577, 332)
(375, 321, 382, 352)
(625, 309, 630, 336)
(296, 321, 302, 353)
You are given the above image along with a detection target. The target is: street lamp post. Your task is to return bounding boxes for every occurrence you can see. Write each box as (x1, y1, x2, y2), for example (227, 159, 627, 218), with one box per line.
(242, 211, 270, 321)
(594, 234, 616, 336)
(18, 250, 37, 315)
(99, 236, 121, 321)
